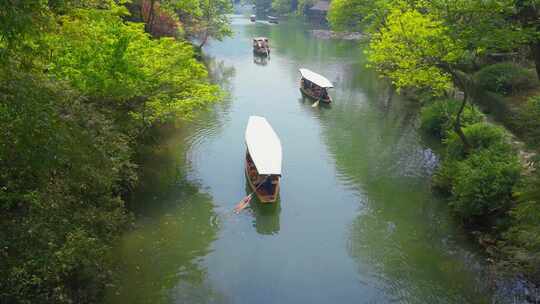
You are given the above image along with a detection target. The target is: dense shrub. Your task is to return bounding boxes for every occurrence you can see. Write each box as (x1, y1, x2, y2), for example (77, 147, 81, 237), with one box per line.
(0, 4, 220, 303)
(445, 123, 511, 159)
(434, 123, 520, 220)
(516, 95, 540, 147)
(475, 62, 537, 96)
(420, 99, 484, 139)
(504, 164, 540, 280)
(449, 147, 520, 218)
(0, 72, 134, 303)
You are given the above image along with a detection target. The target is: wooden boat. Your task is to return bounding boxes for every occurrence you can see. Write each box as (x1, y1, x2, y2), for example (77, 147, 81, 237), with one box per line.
(245, 116, 282, 203)
(253, 37, 270, 56)
(268, 16, 279, 24)
(250, 14, 256, 22)
(299, 68, 333, 104)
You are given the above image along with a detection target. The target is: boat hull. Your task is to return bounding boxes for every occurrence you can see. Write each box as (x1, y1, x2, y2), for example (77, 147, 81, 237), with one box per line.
(253, 48, 270, 56)
(300, 87, 332, 103)
(245, 162, 280, 203)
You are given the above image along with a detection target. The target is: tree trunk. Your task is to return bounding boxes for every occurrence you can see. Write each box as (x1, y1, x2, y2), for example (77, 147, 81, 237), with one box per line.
(447, 67, 472, 154)
(145, 0, 157, 35)
(532, 41, 540, 81)
(199, 31, 209, 48)
(454, 94, 471, 154)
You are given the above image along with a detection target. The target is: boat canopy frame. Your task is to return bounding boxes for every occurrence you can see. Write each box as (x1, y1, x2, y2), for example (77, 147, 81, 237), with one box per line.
(299, 68, 333, 89)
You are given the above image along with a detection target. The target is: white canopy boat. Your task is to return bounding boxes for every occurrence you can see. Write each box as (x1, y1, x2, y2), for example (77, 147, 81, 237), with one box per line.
(253, 37, 270, 56)
(299, 68, 334, 103)
(245, 116, 282, 203)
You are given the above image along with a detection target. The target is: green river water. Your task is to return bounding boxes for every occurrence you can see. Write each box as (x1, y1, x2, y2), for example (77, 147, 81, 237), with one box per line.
(104, 13, 514, 304)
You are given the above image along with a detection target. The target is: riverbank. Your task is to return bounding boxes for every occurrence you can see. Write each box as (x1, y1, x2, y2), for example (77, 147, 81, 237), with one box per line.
(413, 81, 540, 301)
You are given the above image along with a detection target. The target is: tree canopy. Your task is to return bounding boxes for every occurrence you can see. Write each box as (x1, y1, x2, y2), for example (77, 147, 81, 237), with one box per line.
(0, 1, 225, 302)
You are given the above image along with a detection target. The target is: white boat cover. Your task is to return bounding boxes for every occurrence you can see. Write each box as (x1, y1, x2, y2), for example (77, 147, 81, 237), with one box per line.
(245, 116, 282, 175)
(299, 68, 333, 88)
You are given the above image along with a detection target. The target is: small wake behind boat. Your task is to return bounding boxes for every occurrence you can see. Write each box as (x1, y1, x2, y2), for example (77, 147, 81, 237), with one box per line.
(299, 68, 333, 104)
(244, 116, 282, 203)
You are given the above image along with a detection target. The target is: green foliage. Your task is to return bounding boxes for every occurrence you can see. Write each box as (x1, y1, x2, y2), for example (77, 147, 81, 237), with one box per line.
(445, 123, 511, 160)
(47, 7, 220, 127)
(516, 95, 540, 147)
(0, 2, 221, 303)
(328, 0, 395, 32)
(504, 164, 540, 278)
(297, 0, 316, 14)
(504, 153, 540, 277)
(272, 0, 293, 14)
(427, 0, 531, 56)
(475, 62, 537, 96)
(434, 123, 520, 220)
(448, 147, 520, 219)
(0, 71, 134, 303)
(420, 99, 484, 139)
(177, 0, 233, 47)
(367, 7, 464, 94)
(328, 0, 365, 32)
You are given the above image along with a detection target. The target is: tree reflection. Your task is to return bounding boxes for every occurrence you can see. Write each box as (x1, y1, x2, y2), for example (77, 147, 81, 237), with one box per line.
(105, 57, 237, 304)
(316, 68, 490, 303)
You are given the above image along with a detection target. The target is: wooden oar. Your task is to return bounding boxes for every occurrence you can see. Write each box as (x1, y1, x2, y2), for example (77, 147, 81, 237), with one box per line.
(233, 176, 269, 213)
(233, 194, 253, 213)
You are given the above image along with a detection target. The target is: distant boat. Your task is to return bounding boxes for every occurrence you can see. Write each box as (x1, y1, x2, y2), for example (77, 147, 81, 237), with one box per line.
(253, 37, 270, 56)
(250, 14, 256, 22)
(299, 68, 333, 104)
(244, 116, 282, 203)
(268, 16, 279, 24)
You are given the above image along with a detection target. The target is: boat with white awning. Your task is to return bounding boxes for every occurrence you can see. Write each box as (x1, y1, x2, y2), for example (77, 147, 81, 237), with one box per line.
(253, 37, 270, 56)
(299, 68, 333, 103)
(244, 116, 282, 203)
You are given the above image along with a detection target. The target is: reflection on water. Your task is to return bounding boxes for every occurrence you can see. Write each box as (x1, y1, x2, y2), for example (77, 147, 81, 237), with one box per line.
(245, 182, 281, 235)
(253, 54, 269, 66)
(105, 126, 223, 304)
(107, 13, 511, 304)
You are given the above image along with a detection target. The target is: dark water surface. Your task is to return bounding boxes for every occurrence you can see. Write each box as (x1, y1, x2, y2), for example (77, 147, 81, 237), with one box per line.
(105, 14, 499, 304)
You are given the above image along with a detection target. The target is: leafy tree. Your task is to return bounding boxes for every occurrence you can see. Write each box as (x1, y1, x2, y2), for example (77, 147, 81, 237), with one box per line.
(0, 2, 222, 302)
(272, 0, 294, 14)
(173, 0, 233, 47)
(513, 0, 540, 79)
(0, 70, 134, 304)
(328, 0, 391, 32)
(420, 99, 484, 139)
(367, 7, 476, 150)
(46, 7, 220, 130)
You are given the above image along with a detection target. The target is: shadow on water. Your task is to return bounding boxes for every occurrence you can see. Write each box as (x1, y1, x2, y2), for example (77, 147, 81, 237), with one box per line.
(105, 126, 225, 303)
(244, 181, 281, 235)
(253, 54, 270, 66)
(105, 57, 236, 304)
